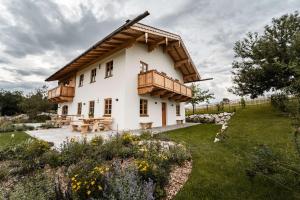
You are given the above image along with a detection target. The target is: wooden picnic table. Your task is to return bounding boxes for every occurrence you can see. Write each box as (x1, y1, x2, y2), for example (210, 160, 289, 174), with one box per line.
(77, 117, 113, 132)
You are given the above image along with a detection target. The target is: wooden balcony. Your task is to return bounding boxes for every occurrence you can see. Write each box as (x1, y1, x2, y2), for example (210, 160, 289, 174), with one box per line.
(48, 85, 75, 103)
(138, 70, 192, 102)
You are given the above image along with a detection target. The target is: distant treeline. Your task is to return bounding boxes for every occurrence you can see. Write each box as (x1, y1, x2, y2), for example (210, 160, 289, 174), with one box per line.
(0, 85, 57, 118)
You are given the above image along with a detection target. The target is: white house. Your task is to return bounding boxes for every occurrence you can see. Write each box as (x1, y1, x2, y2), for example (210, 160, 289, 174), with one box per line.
(46, 11, 201, 131)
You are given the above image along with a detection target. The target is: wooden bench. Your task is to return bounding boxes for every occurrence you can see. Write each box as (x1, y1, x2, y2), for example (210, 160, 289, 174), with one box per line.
(140, 122, 153, 130)
(176, 120, 184, 125)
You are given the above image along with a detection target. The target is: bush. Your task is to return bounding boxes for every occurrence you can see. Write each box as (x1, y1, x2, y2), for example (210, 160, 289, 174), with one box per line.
(60, 138, 92, 166)
(104, 161, 155, 200)
(40, 150, 62, 167)
(271, 93, 289, 112)
(0, 121, 15, 132)
(168, 144, 191, 165)
(29, 115, 51, 123)
(91, 136, 104, 146)
(0, 164, 9, 181)
(0, 121, 35, 132)
(69, 161, 108, 199)
(9, 172, 56, 200)
(39, 123, 57, 129)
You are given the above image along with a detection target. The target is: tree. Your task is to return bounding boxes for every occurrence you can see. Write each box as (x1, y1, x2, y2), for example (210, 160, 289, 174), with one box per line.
(188, 83, 214, 114)
(0, 90, 24, 116)
(222, 98, 230, 104)
(19, 85, 56, 119)
(229, 12, 300, 98)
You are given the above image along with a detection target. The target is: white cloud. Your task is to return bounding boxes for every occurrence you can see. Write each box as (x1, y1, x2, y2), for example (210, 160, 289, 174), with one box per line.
(0, 0, 299, 100)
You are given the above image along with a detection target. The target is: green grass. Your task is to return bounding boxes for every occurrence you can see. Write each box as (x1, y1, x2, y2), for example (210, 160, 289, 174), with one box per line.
(162, 104, 299, 200)
(0, 132, 32, 147)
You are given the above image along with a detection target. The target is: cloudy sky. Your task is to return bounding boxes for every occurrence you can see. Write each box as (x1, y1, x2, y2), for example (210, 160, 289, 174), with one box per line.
(0, 0, 299, 101)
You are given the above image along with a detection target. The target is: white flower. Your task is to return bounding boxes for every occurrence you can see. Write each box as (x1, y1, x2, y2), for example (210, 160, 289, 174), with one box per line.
(11, 134, 15, 138)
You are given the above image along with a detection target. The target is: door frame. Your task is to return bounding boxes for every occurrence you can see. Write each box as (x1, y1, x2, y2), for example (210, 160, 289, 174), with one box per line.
(161, 102, 167, 127)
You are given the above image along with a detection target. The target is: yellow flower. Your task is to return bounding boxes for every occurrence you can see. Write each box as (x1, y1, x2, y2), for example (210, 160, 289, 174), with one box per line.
(71, 177, 75, 181)
(98, 185, 103, 191)
(87, 190, 91, 195)
(91, 181, 95, 185)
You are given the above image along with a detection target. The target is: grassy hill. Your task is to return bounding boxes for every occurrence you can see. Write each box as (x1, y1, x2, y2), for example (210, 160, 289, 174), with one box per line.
(162, 104, 299, 200)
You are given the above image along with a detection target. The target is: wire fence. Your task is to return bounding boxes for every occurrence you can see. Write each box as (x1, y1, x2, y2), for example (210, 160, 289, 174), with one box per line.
(186, 96, 272, 115)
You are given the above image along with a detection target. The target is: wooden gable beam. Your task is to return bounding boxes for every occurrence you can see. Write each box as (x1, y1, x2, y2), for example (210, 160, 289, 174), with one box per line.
(148, 37, 168, 52)
(79, 33, 145, 70)
(174, 58, 190, 68)
(183, 73, 197, 81)
(166, 41, 181, 51)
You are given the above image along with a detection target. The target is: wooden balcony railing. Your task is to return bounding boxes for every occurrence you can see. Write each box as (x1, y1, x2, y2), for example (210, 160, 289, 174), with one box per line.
(138, 70, 192, 101)
(48, 85, 75, 103)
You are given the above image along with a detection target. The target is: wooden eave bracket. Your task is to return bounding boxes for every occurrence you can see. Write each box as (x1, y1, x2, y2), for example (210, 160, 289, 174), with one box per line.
(174, 58, 190, 68)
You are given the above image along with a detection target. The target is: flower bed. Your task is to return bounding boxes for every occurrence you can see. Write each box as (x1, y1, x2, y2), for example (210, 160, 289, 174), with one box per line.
(0, 132, 191, 199)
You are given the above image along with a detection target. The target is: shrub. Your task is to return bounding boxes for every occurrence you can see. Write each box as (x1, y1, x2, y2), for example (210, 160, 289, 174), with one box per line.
(0, 164, 9, 181)
(69, 162, 109, 199)
(104, 161, 155, 200)
(140, 131, 153, 140)
(121, 132, 139, 145)
(271, 93, 289, 112)
(240, 97, 246, 108)
(98, 137, 138, 160)
(29, 115, 51, 123)
(15, 124, 35, 131)
(40, 150, 62, 167)
(0, 121, 15, 132)
(22, 139, 51, 159)
(168, 144, 191, 165)
(9, 172, 56, 200)
(39, 123, 57, 129)
(91, 136, 104, 146)
(60, 138, 92, 166)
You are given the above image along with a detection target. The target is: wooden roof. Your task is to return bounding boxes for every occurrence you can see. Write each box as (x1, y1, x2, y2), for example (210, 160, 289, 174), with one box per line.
(46, 11, 201, 83)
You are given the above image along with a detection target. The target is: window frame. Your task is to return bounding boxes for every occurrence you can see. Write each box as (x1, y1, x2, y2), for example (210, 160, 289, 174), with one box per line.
(77, 102, 82, 115)
(89, 101, 95, 118)
(176, 104, 180, 116)
(104, 98, 112, 116)
(105, 61, 113, 78)
(90, 68, 97, 83)
(79, 74, 84, 87)
(140, 99, 148, 117)
(140, 61, 148, 73)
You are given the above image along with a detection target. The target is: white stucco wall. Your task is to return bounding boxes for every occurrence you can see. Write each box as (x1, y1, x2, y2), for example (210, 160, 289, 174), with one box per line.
(123, 43, 186, 130)
(57, 43, 186, 131)
(58, 50, 127, 130)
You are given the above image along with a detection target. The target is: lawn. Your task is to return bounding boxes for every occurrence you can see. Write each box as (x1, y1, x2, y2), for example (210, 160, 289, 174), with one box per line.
(161, 104, 299, 200)
(0, 131, 32, 147)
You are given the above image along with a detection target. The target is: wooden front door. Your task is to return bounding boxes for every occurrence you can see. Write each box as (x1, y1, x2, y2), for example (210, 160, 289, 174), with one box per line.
(162, 102, 167, 127)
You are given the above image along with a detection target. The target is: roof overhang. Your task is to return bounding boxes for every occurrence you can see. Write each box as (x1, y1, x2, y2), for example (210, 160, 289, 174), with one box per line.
(45, 11, 201, 83)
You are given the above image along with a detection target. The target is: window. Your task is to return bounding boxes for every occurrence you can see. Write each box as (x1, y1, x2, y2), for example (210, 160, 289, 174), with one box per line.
(105, 61, 113, 78)
(77, 102, 82, 115)
(89, 101, 95, 118)
(79, 74, 84, 87)
(140, 61, 148, 73)
(104, 98, 112, 116)
(176, 104, 180, 116)
(62, 105, 68, 115)
(140, 99, 148, 116)
(90, 68, 97, 83)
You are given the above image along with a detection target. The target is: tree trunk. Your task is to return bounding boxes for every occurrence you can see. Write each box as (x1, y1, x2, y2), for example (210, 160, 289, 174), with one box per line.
(192, 104, 195, 114)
